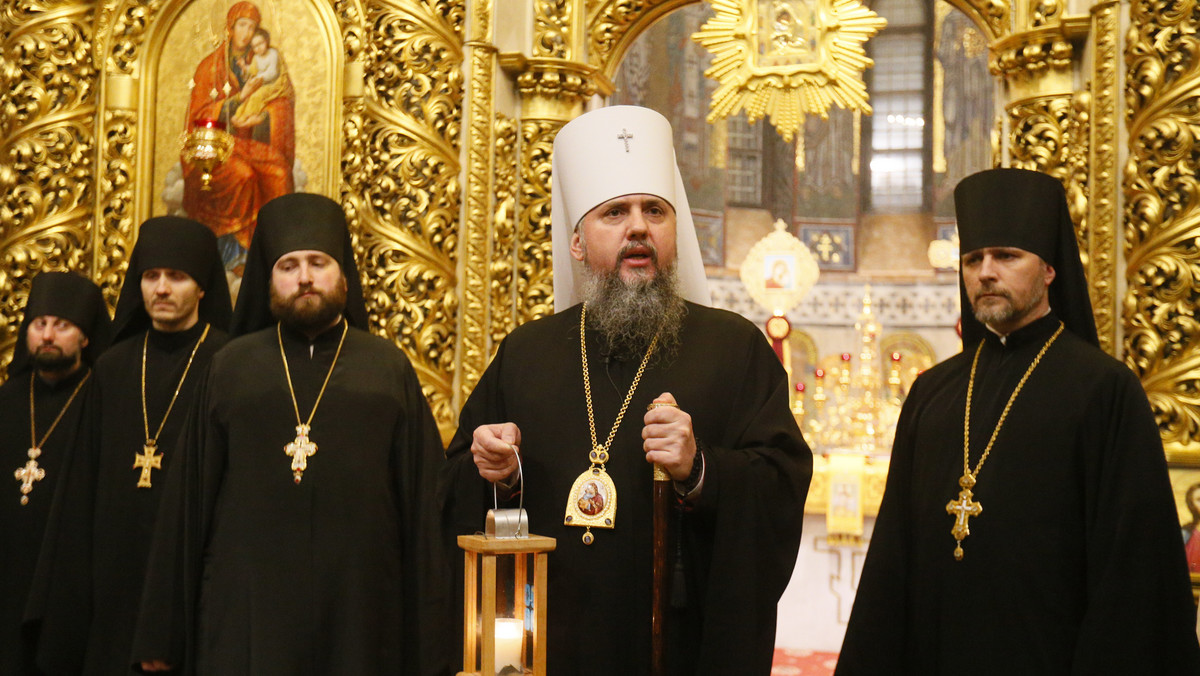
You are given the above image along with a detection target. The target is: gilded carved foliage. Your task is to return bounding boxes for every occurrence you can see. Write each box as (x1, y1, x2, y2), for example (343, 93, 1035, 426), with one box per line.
(1125, 0, 1200, 453)
(1007, 96, 1073, 180)
(96, 0, 160, 75)
(1063, 92, 1090, 269)
(587, 0, 685, 74)
(461, 0, 495, 397)
(90, 0, 165, 314)
(535, 0, 571, 58)
(0, 0, 97, 376)
(517, 119, 558, 322)
(990, 39, 1073, 80)
(941, 0, 1010, 41)
(356, 0, 464, 433)
(491, 114, 519, 349)
(1087, 1, 1121, 356)
(336, 0, 368, 61)
(95, 110, 137, 304)
(1031, 0, 1063, 27)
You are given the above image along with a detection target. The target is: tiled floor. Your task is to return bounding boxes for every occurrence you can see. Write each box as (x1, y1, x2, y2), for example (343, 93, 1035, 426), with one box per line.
(771, 648, 839, 675)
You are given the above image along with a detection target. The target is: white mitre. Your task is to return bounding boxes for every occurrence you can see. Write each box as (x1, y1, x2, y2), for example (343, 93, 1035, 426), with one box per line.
(550, 105, 712, 312)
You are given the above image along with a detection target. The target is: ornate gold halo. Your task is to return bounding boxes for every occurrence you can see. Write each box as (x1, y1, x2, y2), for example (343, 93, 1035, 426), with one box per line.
(692, 0, 886, 142)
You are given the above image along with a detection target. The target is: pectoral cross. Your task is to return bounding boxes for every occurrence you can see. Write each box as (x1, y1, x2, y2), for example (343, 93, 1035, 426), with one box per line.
(946, 477, 982, 560)
(285, 424, 317, 484)
(134, 441, 163, 488)
(617, 129, 634, 152)
(15, 448, 45, 505)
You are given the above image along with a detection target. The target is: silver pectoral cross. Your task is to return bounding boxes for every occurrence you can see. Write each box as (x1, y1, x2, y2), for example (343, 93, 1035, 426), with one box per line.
(15, 447, 45, 505)
(285, 424, 317, 484)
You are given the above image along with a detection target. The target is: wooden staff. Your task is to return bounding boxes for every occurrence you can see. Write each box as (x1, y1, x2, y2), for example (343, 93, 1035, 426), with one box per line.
(651, 462, 671, 676)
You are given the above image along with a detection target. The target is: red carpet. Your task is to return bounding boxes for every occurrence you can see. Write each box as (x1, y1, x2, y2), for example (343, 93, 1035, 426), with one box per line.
(771, 648, 839, 675)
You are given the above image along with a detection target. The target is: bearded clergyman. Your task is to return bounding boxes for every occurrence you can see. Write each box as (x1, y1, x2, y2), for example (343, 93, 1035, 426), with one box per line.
(443, 105, 813, 675)
(1, 271, 110, 675)
(836, 168, 1200, 674)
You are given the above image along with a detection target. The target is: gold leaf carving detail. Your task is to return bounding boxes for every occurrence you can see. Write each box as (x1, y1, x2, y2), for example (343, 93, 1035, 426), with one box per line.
(1, 1, 96, 377)
(535, 0, 570, 58)
(491, 114, 519, 350)
(95, 110, 138, 308)
(353, 0, 464, 436)
(1007, 96, 1072, 178)
(1087, 2, 1120, 355)
(587, 0, 684, 73)
(461, 16, 495, 398)
(517, 119, 558, 322)
(940, 0, 1010, 41)
(1124, 0, 1200, 449)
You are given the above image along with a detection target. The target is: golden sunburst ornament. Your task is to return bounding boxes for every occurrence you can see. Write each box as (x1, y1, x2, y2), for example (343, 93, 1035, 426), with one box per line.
(693, 0, 886, 142)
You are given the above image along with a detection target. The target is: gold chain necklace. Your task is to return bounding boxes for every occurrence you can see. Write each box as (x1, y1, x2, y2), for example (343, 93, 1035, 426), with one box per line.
(16, 369, 90, 505)
(947, 321, 1064, 560)
(563, 303, 659, 545)
(278, 320, 348, 484)
(135, 324, 211, 489)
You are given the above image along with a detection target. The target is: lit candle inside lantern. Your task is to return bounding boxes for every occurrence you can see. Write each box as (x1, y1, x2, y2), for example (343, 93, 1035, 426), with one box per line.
(494, 617, 524, 675)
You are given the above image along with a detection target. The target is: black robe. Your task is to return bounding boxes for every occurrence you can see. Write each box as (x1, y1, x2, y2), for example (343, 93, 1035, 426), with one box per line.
(28, 322, 228, 675)
(1, 367, 91, 675)
(131, 321, 450, 676)
(443, 302, 812, 675)
(836, 313, 1200, 674)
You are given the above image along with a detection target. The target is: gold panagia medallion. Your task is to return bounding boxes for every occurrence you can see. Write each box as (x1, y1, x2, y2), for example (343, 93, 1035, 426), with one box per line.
(564, 455, 618, 545)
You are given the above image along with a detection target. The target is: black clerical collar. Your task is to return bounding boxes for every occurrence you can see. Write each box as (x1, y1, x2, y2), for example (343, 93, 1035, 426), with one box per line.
(34, 364, 90, 393)
(983, 312, 1062, 350)
(147, 320, 208, 351)
(279, 317, 347, 348)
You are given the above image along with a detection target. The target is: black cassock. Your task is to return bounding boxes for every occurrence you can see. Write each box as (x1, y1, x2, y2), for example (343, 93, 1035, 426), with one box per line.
(837, 313, 1200, 674)
(28, 321, 227, 675)
(444, 302, 812, 676)
(1, 368, 91, 675)
(132, 321, 451, 676)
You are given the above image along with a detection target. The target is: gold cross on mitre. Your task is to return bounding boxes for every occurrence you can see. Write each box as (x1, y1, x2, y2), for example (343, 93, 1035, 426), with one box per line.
(134, 441, 163, 488)
(15, 449, 46, 505)
(945, 485, 982, 560)
(285, 424, 317, 484)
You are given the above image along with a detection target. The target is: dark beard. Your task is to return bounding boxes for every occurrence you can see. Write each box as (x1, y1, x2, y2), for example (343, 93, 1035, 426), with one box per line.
(270, 283, 347, 334)
(580, 260, 686, 361)
(31, 349, 77, 374)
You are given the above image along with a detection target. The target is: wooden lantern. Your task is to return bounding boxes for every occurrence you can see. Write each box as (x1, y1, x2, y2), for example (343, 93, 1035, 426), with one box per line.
(457, 533, 556, 676)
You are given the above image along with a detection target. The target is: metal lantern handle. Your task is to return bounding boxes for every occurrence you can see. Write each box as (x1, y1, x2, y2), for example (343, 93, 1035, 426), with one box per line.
(487, 449, 528, 539)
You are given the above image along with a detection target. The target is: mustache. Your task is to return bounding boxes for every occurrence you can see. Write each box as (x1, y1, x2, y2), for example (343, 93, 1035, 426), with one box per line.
(288, 284, 322, 302)
(974, 283, 1011, 300)
(617, 241, 658, 263)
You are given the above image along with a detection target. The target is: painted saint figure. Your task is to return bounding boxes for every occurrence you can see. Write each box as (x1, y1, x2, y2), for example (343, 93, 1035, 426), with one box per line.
(577, 480, 605, 516)
(183, 1, 295, 257)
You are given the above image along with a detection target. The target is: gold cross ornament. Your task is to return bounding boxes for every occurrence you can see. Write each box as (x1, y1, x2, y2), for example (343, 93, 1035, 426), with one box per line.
(285, 424, 317, 484)
(134, 441, 163, 488)
(946, 478, 982, 561)
(15, 448, 46, 505)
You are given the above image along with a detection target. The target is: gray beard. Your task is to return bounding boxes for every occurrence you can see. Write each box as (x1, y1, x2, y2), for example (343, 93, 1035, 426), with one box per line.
(972, 281, 1047, 331)
(579, 262, 686, 360)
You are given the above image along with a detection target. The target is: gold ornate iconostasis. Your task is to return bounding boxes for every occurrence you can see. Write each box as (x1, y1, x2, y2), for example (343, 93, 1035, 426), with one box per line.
(0, 0, 1196, 495)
